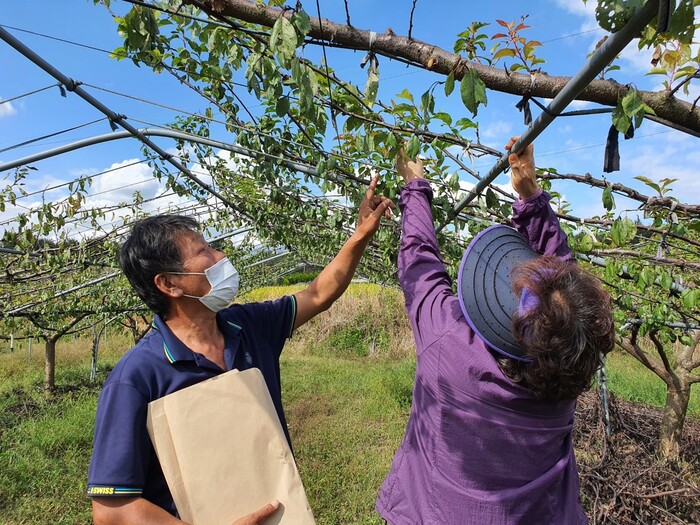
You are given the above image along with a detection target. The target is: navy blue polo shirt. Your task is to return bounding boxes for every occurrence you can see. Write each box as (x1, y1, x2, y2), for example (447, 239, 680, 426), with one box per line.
(87, 295, 296, 516)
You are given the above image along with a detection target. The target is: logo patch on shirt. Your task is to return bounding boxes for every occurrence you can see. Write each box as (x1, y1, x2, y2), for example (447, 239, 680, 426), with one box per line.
(87, 485, 142, 497)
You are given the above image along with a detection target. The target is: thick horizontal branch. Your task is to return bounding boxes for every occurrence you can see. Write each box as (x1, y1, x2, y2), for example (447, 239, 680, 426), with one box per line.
(192, 0, 700, 135)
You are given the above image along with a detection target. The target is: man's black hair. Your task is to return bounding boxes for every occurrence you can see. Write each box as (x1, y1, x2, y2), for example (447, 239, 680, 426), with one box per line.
(119, 215, 199, 316)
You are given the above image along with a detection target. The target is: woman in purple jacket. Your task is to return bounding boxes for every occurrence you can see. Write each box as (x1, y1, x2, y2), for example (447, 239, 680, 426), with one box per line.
(376, 138, 615, 525)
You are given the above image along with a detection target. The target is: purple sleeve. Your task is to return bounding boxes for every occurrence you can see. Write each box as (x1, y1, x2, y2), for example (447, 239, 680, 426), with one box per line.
(511, 189, 573, 261)
(398, 179, 463, 352)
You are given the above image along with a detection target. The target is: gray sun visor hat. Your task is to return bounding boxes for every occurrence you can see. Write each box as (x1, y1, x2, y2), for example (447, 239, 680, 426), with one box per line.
(457, 224, 538, 361)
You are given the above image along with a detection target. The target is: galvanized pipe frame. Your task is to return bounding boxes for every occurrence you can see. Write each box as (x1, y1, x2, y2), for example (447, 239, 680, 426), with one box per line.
(0, 128, 320, 177)
(440, 0, 661, 232)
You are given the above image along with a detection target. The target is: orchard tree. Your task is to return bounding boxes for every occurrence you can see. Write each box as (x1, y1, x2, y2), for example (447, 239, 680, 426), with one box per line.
(0, 167, 141, 391)
(85, 0, 699, 458)
(0, 0, 696, 454)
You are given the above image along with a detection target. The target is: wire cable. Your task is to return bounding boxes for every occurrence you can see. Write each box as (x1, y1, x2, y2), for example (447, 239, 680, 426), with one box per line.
(0, 118, 108, 154)
(0, 83, 59, 105)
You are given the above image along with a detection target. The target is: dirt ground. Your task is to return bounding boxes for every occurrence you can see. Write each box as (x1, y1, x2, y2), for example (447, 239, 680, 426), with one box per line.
(574, 391, 700, 524)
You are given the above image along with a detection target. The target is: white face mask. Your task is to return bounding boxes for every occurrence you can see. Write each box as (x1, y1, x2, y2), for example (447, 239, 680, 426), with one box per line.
(171, 257, 240, 312)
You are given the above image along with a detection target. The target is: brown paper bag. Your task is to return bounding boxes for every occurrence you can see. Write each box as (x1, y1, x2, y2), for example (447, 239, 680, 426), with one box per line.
(146, 368, 315, 525)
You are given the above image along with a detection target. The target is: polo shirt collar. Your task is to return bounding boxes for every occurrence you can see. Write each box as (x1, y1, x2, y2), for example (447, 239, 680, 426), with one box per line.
(151, 312, 243, 365)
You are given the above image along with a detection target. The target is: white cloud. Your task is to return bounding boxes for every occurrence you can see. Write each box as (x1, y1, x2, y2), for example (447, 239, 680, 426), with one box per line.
(622, 142, 700, 204)
(550, 1, 667, 76)
(553, 0, 596, 18)
(564, 99, 594, 110)
(0, 99, 17, 118)
(88, 158, 162, 203)
(481, 120, 514, 141)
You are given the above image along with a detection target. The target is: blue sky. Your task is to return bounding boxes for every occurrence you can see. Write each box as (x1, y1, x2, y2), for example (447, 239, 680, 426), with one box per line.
(1, 0, 698, 236)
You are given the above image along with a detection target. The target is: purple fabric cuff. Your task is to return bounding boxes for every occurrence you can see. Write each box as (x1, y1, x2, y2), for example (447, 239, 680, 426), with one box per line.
(519, 188, 544, 203)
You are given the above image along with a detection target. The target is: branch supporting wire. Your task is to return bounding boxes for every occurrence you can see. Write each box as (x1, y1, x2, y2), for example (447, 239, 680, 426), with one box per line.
(577, 253, 687, 294)
(2, 227, 257, 317)
(0, 26, 240, 214)
(440, 0, 661, 232)
(5, 272, 121, 316)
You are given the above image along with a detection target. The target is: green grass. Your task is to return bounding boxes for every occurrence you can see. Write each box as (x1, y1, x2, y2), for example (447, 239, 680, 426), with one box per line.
(0, 283, 698, 523)
(0, 335, 127, 525)
(281, 355, 414, 524)
(605, 350, 700, 417)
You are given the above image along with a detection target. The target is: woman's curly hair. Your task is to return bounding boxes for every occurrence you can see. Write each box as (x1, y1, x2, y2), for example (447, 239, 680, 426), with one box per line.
(499, 256, 615, 402)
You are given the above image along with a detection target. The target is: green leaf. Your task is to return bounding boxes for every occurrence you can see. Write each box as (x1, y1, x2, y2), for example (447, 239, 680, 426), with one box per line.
(420, 89, 435, 116)
(578, 233, 593, 253)
(316, 158, 327, 177)
(681, 289, 697, 310)
(396, 89, 414, 102)
(485, 188, 499, 209)
(444, 71, 455, 96)
(492, 48, 517, 61)
(610, 218, 628, 247)
(291, 11, 312, 41)
(455, 117, 477, 130)
(405, 135, 420, 159)
(275, 96, 289, 117)
(612, 100, 631, 134)
(679, 334, 694, 347)
(602, 185, 615, 211)
(658, 271, 673, 291)
(269, 16, 297, 62)
(622, 89, 645, 117)
(364, 69, 380, 105)
(434, 112, 453, 126)
(667, 0, 695, 44)
(460, 69, 487, 115)
(345, 116, 362, 132)
(633, 175, 661, 194)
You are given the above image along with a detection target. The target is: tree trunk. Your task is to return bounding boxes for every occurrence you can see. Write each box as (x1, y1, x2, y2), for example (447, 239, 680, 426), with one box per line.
(44, 337, 56, 394)
(658, 384, 690, 462)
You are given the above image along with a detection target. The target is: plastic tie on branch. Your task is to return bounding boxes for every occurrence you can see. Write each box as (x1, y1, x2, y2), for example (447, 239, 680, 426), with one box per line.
(360, 31, 378, 71)
(515, 96, 532, 126)
(109, 114, 126, 132)
(515, 74, 538, 125)
(603, 122, 634, 173)
(526, 95, 560, 119)
(61, 79, 81, 93)
(603, 125, 620, 173)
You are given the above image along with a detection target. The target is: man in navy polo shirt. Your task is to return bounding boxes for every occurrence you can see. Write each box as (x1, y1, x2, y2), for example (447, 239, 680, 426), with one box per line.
(87, 176, 395, 524)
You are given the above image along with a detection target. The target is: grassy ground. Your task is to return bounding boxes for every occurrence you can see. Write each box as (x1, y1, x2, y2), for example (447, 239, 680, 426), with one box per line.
(0, 283, 697, 524)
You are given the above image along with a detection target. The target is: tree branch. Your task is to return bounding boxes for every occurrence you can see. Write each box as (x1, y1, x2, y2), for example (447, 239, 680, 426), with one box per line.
(589, 249, 700, 270)
(618, 327, 670, 383)
(649, 329, 677, 387)
(558, 213, 700, 249)
(190, 0, 700, 135)
(541, 172, 700, 216)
